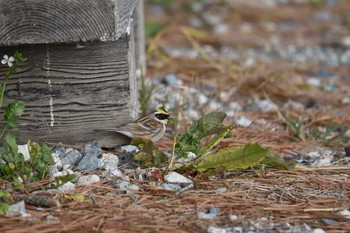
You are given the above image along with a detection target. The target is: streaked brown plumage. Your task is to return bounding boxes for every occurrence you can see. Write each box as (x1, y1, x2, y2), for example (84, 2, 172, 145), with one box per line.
(107, 107, 170, 142)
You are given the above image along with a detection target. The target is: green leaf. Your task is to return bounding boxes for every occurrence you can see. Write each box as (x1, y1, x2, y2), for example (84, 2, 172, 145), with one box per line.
(0, 202, 9, 215)
(0, 191, 11, 199)
(196, 143, 269, 173)
(176, 112, 228, 158)
(260, 152, 296, 170)
(188, 112, 227, 137)
(145, 22, 168, 38)
(4, 133, 18, 156)
(4, 100, 25, 127)
(50, 174, 77, 189)
(131, 137, 168, 168)
(199, 125, 235, 157)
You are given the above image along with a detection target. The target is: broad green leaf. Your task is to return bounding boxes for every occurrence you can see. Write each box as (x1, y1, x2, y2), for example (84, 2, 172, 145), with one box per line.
(199, 125, 235, 157)
(260, 152, 296, 170)
(188, 112, 226, 136)
(196, 143, 269, 173)
(131, 137, 168, 168)
(176, 112, 228, 158)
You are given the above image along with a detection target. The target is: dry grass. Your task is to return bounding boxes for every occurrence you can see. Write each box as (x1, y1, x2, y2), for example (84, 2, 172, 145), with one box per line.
(1, 169, 350, 233)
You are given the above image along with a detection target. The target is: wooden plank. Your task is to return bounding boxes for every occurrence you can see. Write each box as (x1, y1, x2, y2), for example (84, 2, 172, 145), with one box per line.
(133, 0, 146, 76)
(0, 34, 137, 146)
(0, 0, 137, 45)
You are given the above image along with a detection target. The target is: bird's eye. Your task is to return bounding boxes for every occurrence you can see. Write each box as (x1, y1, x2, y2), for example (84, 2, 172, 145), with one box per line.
(155, 113, 169, 120)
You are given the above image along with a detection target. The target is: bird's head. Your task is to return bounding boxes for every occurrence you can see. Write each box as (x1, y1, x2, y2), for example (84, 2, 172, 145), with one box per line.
(154, 107, 170, 124)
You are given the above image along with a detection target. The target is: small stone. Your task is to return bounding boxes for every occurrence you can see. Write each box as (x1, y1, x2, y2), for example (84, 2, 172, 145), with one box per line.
(6, 200, 29, 217)
(121, 145, 139, 154)
(161, 183, 182, 191)
(81, 141, 102, 157)
(321, 218, 338, 225)
(313, 11, 333, 22)
(164, 73, 183, 86)
(52, 169, 74, 178)
(17, 145, 30, 162)
(216, 187, 227, 194)
(114, 179, 140, 194)
(51, 145, 66, 156)
(164, 172, 193, 184)
(307, 78, 321, 87)
(45, 214, 60, 224)
(76, 156, 100, 171)
(342, 36, 350, 47)
(257, 100, 275, 112)
(313, 228, 326, 233)
(58, 181, 76, 192)
(188, 16, 203, 28)
(209, 207, 220, 214)
(51, 152, 63, 169)
(49, 165, 59, 177)
(308, 150, 334, 167)
(207, 226, 227, 233)
(338, 209, 350, 218)
(342, 97, 350, 104)
(229, 215, 239, 221)
(235, 116, 252, 127)
(77, 174, 100, 185)
(197, 212, 217, 219)
(214, 24, 229, 34)
(99, 153, 119, 168)
(60, 149, 82, 166)
(311, 69, 338, 79)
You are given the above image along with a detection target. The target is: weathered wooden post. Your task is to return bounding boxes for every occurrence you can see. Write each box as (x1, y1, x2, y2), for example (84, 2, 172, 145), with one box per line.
(0, 0, 144, 147)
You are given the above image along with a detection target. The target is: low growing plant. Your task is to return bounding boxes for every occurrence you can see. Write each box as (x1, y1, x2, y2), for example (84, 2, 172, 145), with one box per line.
(131, 112, 293, 175)
(0, 52, 55, 193)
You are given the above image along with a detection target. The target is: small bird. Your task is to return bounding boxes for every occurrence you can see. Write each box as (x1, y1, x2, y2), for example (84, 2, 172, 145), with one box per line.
(107, 107, 170, 142)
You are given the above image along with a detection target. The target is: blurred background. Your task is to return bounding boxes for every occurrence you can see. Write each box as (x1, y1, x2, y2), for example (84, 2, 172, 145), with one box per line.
(143, 0, 350, 153)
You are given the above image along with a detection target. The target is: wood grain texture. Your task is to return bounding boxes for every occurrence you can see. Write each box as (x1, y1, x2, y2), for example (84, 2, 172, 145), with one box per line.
(0, 34, 138, 145)
(0, 0, 137, 45)
(133, 0, 146, 76)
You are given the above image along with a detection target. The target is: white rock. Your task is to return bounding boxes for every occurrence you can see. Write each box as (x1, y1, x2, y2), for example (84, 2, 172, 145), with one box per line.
(229, 215, 239, 221)
(309, 150, 334, 167)
(198, 212, 217, 219)
(216, 187, 227, 194)
(312, 228, 326, 233)
(307, 78, 321, 87)
(161, 183, 182, 191)
(6, 200, 30, 217)
(51, 152, 63, 169)
(17, 145, 30, 162)
(164, 172, 193, 184)
(342, 36, 350, 47)
(77, 174, 100, 185)
(207, 226, 227, 233)
(99, 153, 119, 167)
(121, 145, 139, 154)
(45, 214, 60, 224)
(58, 181, 76, 192)
(235, 116, 252, 127)
(338, 209, 350, 219)
(257, 99, 275, 112)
